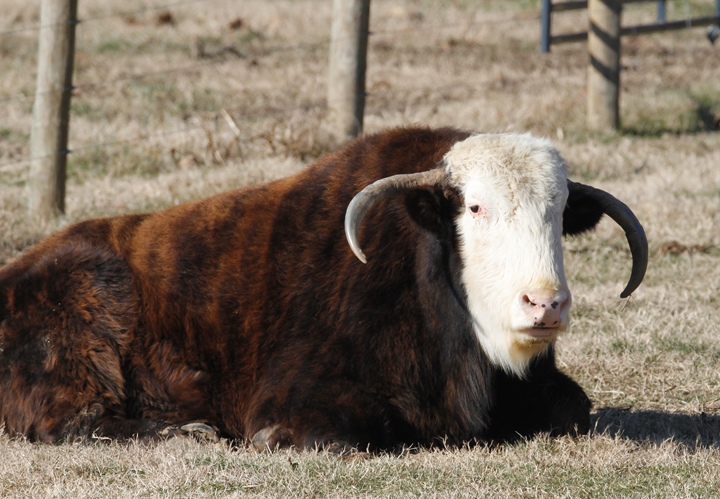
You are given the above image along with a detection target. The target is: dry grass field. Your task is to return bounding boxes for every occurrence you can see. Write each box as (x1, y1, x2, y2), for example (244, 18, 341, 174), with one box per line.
(2, 0, 720, 497)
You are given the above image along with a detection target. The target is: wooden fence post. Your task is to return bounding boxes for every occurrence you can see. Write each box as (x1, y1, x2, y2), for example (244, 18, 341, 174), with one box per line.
(327, 0, 370, 142)
(587, 0, 621, 131)
(29, 0, 78, 219)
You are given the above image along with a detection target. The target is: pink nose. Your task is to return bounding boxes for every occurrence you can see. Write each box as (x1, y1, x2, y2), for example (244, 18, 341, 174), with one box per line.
(520, 289, 569, 328)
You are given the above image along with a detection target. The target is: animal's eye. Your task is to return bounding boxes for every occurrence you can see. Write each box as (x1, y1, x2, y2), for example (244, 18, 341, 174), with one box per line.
(469, 205, 480, 214)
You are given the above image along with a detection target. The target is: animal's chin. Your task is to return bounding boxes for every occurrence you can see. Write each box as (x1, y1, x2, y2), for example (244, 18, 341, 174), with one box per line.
(518, 327, 560, 342)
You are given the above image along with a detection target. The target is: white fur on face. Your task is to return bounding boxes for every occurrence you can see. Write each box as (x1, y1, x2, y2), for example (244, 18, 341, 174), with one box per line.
(445, 133, 570, 377)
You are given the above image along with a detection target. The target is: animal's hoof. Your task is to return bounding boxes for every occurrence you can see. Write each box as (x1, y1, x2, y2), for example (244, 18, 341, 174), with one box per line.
(251, 425, 293, 451)
(181, 421, 220, 443)
(154, 422, 182, 438)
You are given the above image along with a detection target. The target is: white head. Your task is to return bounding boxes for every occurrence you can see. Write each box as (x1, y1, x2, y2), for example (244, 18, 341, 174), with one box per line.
(345, 130, 647, 379)
(444, 133, 570, 376)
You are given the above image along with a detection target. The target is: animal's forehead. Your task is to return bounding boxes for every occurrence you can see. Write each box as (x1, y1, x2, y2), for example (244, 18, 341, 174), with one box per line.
(443, 133, 567, 199)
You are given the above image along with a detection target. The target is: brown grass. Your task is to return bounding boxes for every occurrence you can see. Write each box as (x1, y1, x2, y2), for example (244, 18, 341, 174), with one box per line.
(1, 0, 720, 496)
(2, 432, 720, 498)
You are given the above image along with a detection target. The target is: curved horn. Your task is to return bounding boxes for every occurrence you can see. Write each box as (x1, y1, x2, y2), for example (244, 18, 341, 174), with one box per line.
(567, 180, 648, 298)
(345, 168, 448, 263)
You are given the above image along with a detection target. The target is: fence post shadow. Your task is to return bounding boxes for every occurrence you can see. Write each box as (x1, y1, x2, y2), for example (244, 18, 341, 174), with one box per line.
(592, 406, 720, 450)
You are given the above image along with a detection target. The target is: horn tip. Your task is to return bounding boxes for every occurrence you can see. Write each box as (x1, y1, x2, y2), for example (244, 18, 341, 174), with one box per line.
(353, 249, 368, 264)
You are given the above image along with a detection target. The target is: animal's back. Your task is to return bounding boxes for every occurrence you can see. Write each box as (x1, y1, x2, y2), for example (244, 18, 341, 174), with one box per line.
(0, 127, 472, 444)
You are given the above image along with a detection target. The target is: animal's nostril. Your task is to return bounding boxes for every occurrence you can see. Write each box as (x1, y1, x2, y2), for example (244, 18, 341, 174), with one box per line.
(520, 290, 569, 323)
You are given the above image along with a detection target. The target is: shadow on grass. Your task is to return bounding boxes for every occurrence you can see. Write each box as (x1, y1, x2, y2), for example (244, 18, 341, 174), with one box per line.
(592, 406, 720, 450)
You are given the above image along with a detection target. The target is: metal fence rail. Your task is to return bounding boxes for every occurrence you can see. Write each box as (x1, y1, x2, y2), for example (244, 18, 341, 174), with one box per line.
(541, 0, 720, 52)
(539, 0, 720, 131)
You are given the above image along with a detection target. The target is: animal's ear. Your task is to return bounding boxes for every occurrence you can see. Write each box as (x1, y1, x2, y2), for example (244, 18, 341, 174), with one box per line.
(562, 183, 605, 236)
(404, 187, 459, 239)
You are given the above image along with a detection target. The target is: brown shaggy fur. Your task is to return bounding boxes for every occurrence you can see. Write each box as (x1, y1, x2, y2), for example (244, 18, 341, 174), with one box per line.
(0, 128, 594, 448)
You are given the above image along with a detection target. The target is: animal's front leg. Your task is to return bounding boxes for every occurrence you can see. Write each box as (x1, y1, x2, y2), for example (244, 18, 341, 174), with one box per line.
(485, 354, 591, 442)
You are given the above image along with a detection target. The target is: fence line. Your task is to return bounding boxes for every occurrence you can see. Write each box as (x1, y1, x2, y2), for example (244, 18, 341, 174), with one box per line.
(1, 11, 541, 107)
(0, 88, 373, 171)
(1, 68, 519, 172)
(2, 38, 540, 172)
(541, 0, 720, 51)
(13, 0, 687, 215)
(0, 12, 540, 106)
(3, 62, 526, 171)
(539, 0, 720, 130)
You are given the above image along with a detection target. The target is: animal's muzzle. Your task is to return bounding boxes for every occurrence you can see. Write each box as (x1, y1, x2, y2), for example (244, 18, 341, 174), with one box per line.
(518, 289, 570, 333)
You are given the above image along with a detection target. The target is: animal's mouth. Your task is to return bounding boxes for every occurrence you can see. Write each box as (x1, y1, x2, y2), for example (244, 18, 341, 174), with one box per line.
(520, 327, 559, 340)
